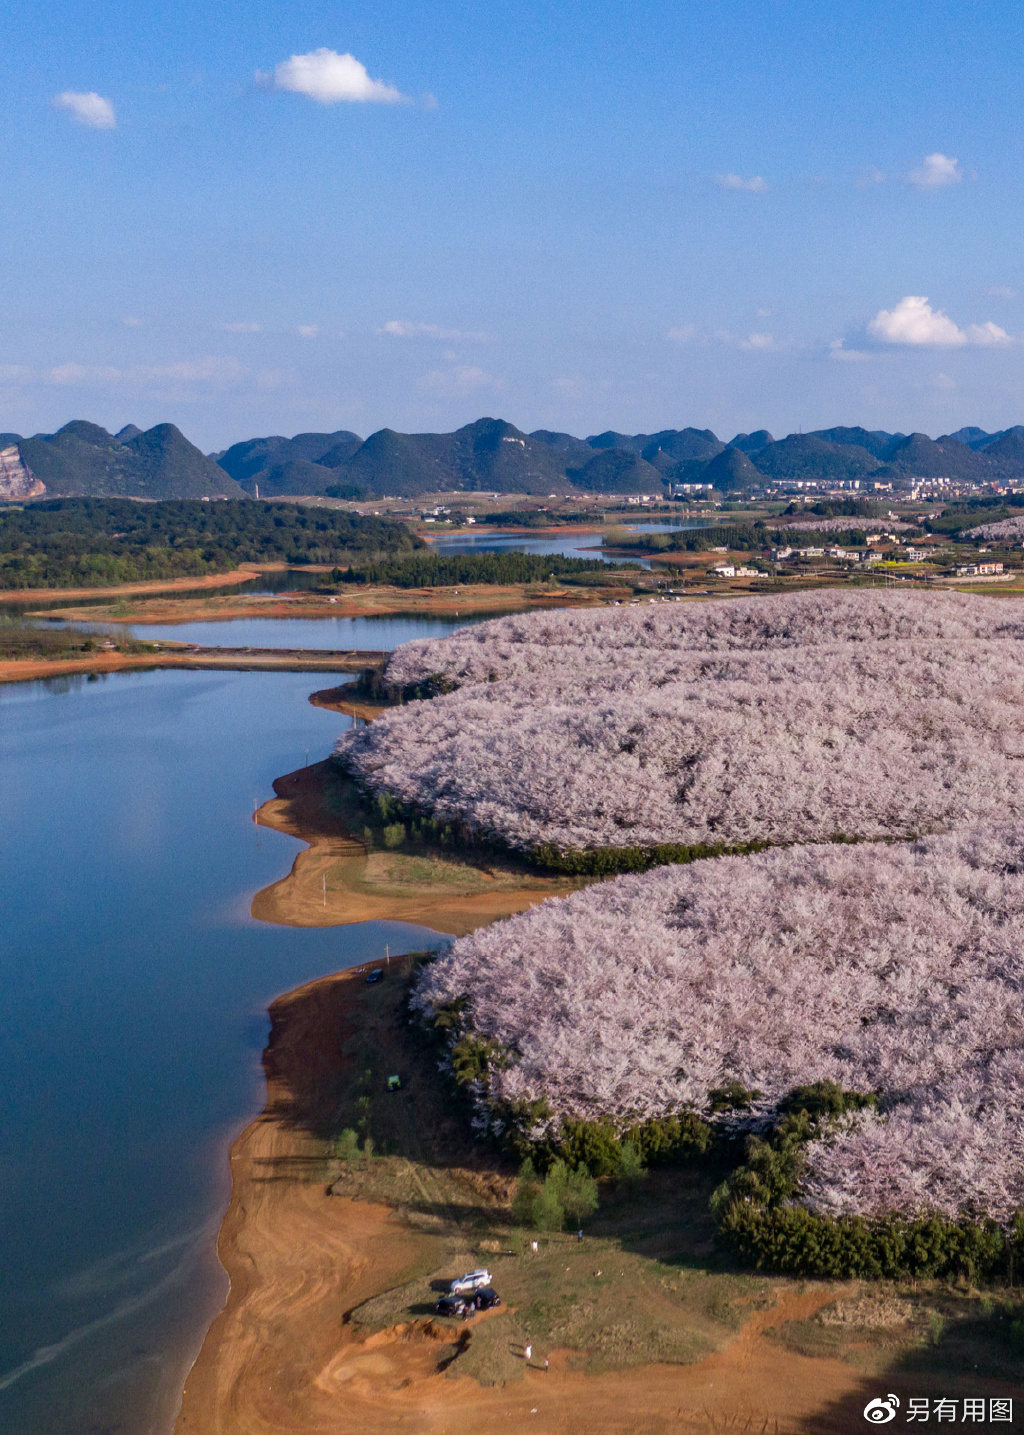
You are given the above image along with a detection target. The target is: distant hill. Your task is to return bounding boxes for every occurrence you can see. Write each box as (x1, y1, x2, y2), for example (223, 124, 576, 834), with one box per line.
(9, 421, 245, 499)
(298, 419, 575, 498)
(566, 449, 663, 493)
(727, 430, 774, 453)
(806, 426, 900, 460)
(879, 433, 993, 481)
(9, 414, 1024, 503)
(700, 446, 763, 492)
(216, 431, 363, 494)
(749, 433, 882, 484)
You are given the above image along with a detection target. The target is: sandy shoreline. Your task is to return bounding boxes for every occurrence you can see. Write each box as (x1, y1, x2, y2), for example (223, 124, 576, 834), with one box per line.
(0, 563, 303, 605)
(250, 759, 587, 935)
(172, 964, 876, 1435)
(28, 580, 612, 626)
(177, 748, 1020, 1434)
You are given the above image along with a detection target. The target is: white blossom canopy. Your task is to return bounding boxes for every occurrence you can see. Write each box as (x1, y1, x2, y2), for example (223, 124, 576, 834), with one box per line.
(416, 824, 1024, 1223)
(338, 591, 1024, 854)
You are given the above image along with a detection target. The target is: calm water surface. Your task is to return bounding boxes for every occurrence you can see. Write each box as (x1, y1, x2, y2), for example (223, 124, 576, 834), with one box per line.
(122, 612, 496, 649)
(0, 658, 447, 1435)
(429, 522, 707, 566)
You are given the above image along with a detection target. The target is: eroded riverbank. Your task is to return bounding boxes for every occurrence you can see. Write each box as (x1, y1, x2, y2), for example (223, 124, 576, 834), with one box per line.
(251, 758, 586, 935)
(174, 960, 911, 1435)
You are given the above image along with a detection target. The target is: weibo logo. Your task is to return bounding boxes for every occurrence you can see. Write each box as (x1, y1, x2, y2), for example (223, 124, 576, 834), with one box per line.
(864, 1396, 900, 1424)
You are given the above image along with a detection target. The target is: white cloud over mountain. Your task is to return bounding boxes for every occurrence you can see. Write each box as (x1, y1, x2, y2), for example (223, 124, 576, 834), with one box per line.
(867, 295, 1009, 348)
(52, 91, 116, 129)
(268, 49, 408, 105)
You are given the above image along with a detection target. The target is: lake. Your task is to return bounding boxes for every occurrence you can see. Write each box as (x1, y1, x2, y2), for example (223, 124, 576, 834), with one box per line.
(0, 651, 450, 1434)
(121, 612, 499, 650)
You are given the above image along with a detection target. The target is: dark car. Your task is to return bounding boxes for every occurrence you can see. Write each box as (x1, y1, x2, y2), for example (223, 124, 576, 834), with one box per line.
(434, 1294, 470, 1319)
(365, 969, 384, 984)
(472, 1287, 501, 1311)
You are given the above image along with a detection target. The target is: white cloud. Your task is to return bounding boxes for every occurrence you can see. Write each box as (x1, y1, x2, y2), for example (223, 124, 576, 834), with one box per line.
(297, 325, 319, 338)
(379, 319, 489, 342)
(255, 368, 294, 390)
(855, 165, 886, 188)
(122, 316, 142, 328)
(756, 308, 772, 318)
(52, 91, 116, 129)
(151, 357, 248, 383)
(416, 365, 496, 396)
(868, 295, 1009, 348)
(966, 320, 1012, 347)
(44, 357, 249, 388)
(868, 296, 965, 346)
(828, 339, 871, 362)
(929, 372, 956, 390)
(740, 332, 775, 351)
(665, 325, 695, 343)
(47, 363, 123, 385)
(984, 285, 1018, 299)
(906, 153, 962, 190)
(219, 321, 262, 333)
(715, 173, 768, 193)
(268, 49, 408, 105)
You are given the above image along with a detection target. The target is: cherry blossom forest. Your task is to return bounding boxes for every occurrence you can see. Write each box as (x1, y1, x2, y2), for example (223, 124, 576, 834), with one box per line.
(338, 591, 1024, 857)
(334, 591, 1024, 1226)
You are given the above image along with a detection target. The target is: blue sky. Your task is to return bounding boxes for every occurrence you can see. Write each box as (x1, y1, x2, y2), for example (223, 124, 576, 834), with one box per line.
(3, 0, 1024, 449)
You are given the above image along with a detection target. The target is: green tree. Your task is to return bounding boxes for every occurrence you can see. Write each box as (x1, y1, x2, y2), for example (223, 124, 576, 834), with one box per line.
(511, 1157, 542, 1226)
(560, 1165, 599, 1226)
(531, 1182, 566, 1231)
(615, 1141, 647, 1195)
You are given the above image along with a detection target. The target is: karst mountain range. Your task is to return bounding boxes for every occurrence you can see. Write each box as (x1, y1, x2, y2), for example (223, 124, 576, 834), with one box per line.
(3, 415, 1024, 502)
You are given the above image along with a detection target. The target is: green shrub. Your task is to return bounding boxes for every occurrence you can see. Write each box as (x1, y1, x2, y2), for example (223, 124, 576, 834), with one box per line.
(334, 1129, 360, 1160)
(383, 822, 406, 848)
(717, 1203, 1017, 1283)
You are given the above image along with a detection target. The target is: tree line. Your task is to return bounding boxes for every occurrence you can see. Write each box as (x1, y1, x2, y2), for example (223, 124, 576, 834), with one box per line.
(0, 498, 422, 589)
(328, 551, 629, 588)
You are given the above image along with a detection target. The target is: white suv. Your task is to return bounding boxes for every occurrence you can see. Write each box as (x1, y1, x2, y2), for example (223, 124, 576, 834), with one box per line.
(449, 1268, 493, 1294)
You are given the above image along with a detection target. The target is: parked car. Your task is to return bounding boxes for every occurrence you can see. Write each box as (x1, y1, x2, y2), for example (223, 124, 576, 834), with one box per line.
(472, 1287, 501, 1311)
(434, 1294, 471, 1319)
(449, 1267, 493, 1294)
(365, 969, 383, 984)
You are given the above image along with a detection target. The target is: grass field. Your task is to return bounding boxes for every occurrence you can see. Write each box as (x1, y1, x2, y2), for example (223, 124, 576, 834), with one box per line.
(302, 957, 1024, 1394)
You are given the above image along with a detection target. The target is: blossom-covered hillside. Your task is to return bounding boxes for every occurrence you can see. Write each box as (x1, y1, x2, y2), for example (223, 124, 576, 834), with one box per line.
(783, 517, 912, 533)
(337, 591, 1024, 857)
(414, 825, 1024, 1222)
(380, 588, 1024, 692)
(965, 514, 1024, 542)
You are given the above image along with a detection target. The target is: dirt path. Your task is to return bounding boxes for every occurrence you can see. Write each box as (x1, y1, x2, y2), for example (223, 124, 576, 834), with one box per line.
(174, 969, 872, 1435)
